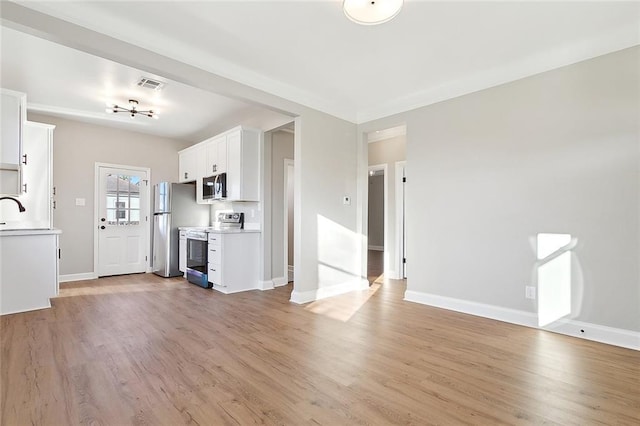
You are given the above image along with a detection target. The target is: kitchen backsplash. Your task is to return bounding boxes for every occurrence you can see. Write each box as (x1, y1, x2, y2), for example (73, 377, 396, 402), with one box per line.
(210, 201, 261, 230)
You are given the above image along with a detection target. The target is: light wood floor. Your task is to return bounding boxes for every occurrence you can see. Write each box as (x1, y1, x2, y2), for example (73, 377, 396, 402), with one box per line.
(2, 274, 638, 425)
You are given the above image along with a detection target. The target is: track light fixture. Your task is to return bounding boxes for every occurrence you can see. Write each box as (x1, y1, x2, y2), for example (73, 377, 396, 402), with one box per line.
(106, 99, 158, 119)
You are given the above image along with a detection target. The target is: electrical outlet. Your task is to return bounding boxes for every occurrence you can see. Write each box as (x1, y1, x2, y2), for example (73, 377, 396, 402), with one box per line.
(525, 286, 536, 299)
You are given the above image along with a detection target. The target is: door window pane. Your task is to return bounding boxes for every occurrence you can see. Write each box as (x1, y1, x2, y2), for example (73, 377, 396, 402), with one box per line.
(105, 173, 142, 226)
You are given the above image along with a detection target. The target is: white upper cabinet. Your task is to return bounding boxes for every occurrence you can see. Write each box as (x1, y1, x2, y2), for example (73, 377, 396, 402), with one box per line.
(178, 146, 198, 183)
(226, 127, 260, 202)
(204, 136, 227, 177)
(0, 121, 54, 230)
(184, 126, 261, 204)
(0, 89, 27, 195)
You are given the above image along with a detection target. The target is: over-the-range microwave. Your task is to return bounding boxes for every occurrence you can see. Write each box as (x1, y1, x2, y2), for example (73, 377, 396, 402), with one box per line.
(203, 173, 227, 200)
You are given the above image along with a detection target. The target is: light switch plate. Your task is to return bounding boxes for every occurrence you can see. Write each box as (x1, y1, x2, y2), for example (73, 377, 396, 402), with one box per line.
(75, 198, 85, 206)
(343, 196, 351, 205)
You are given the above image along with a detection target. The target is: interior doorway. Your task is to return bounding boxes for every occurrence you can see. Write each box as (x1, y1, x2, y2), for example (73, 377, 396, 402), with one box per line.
(284, 159, 294, 283)
(365, 125, 406, 282)
(367, 164, 386, 283)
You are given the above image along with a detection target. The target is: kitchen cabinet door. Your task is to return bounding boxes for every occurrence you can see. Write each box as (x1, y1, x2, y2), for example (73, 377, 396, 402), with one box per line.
(178, 147, 198, 183)
(0, 121, 54, 230)
(204, 136, 227, 176)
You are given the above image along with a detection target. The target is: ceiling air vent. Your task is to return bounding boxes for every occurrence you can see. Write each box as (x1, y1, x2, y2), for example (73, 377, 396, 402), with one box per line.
(136, 77, 165, 91)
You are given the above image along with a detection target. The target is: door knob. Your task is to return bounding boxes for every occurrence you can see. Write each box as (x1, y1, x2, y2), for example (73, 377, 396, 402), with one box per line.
(101, 218, 106, 222)
(100, 225, 106, 230)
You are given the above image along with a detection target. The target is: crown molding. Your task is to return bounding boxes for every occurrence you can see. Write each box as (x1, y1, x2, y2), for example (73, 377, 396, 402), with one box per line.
(356, 24, 640, 124)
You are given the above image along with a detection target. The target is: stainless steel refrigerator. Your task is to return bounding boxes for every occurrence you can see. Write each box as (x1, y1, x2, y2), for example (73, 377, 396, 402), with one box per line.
(152, 182, 209, 277)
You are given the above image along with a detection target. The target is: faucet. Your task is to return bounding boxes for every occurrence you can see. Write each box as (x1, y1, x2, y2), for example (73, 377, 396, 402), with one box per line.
(0, 197, 26, 212)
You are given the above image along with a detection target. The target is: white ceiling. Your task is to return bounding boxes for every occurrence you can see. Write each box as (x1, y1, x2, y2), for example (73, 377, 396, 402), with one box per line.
(3, 1, 639, 133)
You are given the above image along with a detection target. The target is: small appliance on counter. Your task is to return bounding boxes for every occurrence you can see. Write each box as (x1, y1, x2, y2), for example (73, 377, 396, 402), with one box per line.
(217, 212, 244, 229)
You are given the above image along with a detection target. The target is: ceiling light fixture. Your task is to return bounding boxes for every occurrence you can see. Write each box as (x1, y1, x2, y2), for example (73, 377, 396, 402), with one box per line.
(343, 0, 403, 25)
(105, 99, 158, 119)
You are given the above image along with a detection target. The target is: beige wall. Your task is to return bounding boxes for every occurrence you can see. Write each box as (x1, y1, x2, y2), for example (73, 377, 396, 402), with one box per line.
(29, 113, 190, 276)
(360, 46, 640, 332)
(368, 135, 406, 277)
(270, 130, 294, 280)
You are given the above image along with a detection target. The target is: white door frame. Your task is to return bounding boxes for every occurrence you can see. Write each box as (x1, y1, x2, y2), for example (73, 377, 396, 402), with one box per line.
(93, 162, 151, 278)
(368, 163, 388, 274)
(282, 158, 295, 285)
(395, 161, 406, 279)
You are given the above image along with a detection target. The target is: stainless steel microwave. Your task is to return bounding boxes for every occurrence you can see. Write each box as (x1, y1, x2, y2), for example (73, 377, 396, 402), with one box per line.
(203, 173, 227, 200)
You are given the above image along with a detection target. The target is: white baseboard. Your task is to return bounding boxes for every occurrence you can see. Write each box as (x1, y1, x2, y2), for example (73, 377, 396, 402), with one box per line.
(59, 272, 97, 283)
(258, 280, 275, 291)
(290, 278, 370, 304)
(368, 245, 384, 251)
(404, 290, 639, 351)
(288, 265, 294, 282)
(272, 276, 289, 287)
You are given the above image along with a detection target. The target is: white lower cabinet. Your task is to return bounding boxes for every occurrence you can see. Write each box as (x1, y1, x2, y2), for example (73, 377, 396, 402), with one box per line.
(0, 230, 60, 315)
(207, 231, 259, 293)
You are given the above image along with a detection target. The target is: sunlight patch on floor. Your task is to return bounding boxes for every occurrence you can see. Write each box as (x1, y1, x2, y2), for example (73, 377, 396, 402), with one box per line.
(305, 283, 381, 322)
(56, 278, 188, 297)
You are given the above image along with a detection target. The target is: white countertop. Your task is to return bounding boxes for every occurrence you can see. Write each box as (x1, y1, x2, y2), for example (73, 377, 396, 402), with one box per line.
(0, 228, 62, 237)
(179, 226, 260, 234)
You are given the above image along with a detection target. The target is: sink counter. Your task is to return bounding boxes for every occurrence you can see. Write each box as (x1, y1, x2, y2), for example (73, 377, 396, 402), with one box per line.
(0, 228, 62, 236)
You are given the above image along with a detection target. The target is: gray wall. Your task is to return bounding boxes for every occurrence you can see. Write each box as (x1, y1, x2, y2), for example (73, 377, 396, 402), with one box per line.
(270, 130, 294, 280)
(29, 113, 190, 276)
(367, 174, 384, 248)
(360, 46, 640, 332)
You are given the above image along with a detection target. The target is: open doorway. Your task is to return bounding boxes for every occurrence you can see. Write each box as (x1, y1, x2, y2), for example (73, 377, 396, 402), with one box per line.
(368, 165, 386, 283)
(366, 126, 406, 282)
(269, 124, 295, 287)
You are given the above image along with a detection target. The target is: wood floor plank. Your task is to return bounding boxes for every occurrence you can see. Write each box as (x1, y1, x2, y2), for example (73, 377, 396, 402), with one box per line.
(1, 273, 639, 425)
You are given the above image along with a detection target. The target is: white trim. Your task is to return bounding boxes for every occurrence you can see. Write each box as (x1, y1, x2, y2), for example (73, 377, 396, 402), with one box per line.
(290, 278, 370, 305)
(404, 290, 639, 351)
(356, 26, 640, 123)
(368, 245, 383, 251)
(258, 280, 275, 291)
(367, 125, 406, 143)
(93, 163, 151, 278)
(272, 276, 289, 287)
(59, 272, 97, 283)
(395, 161, 406, 280)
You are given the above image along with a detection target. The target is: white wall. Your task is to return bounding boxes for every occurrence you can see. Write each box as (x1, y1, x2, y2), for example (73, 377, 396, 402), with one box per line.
(270, 130, 294, 280)
(29, 113, 190, 276)
(368, 135, 406, 276)
(360, 46, 640, 333)
(292, 113, 365, 302)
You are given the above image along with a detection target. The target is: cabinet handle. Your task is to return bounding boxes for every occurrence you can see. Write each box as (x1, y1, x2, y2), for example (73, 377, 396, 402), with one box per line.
(22, 154, 27, 165)
(53, 200, 56, 209)
(184, 172, 188, 180)
(53, 186, 56, 195)
(22, 183, 27, 193)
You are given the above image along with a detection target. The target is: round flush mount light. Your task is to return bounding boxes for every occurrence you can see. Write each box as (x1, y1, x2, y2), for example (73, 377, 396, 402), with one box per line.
(343, 0, 403, 25)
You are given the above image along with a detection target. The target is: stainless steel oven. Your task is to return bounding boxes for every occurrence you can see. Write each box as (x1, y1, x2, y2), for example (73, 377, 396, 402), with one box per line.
(185, 230, 210, 288)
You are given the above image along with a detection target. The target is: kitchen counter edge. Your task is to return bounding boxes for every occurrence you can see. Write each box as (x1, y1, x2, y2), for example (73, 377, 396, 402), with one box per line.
(0, 228, 63, 237)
